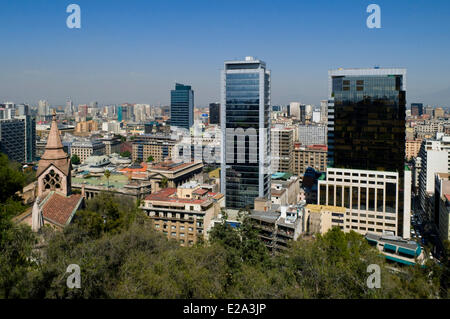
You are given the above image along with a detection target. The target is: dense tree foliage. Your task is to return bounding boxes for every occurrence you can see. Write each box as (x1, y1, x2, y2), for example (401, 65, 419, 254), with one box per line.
(0, 153, 449, 299)
(71, 154, 81, 165)
(120, 151, 131, 158)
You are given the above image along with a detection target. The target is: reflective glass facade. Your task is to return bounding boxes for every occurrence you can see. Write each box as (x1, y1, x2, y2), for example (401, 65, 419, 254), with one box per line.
(170, 83, 194, 130)
(221, 58, 271, 209)
(327, 68, 407, 237)
(328, 72, 406, 173)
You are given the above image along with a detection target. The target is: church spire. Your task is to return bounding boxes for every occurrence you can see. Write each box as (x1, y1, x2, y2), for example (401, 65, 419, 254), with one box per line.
(36, 110, 71, 196)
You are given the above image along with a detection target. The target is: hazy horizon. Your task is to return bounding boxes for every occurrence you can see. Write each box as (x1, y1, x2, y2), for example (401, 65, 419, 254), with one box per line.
(1, 0, 450, 108)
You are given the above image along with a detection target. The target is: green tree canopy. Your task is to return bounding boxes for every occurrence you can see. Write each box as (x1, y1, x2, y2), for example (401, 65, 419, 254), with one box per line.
(71, 154, 81, 165)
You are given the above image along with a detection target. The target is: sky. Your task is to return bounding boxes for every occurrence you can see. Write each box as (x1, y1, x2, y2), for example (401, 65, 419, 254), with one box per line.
(1, 0, 450, 108)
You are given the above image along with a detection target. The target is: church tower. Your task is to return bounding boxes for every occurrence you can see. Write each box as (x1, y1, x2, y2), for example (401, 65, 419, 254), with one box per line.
(36, 111, 72, 197)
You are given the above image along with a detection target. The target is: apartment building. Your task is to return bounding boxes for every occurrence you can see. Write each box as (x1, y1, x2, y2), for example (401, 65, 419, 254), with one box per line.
(406, 139, 423, 160)
(271, 127, 294, 173)
(418, 135, 450, 218)
(250, 204, 304, 252)
(140, 181, 225, 246)
(71, 140, 106, 163)
(293, 143, 327, 177)
(100, 135, 121, 155)
(132, 134, 177, 163)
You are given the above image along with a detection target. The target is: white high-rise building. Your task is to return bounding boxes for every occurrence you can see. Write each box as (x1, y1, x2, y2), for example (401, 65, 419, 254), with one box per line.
(418, 134, 450, 218)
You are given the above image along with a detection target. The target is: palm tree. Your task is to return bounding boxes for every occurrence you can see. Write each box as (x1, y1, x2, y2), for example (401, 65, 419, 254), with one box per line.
(104, 169, 111, 188)
(160, 176, 168, 189)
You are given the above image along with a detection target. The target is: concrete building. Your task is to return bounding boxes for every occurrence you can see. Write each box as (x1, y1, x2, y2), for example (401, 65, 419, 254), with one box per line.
(271, 127, 294, 173)
(406, 139, 423, 160)
(434, 173, 450, 242)
(418, 136, 450, 218)
(147, 160, 204, 193)
(100, 135, 121, 155)
(293, 143, 327, 177)
(75, 120, 99, 134)
(71, 140, 106, 163)
(304, 204, 347, 234)
(132, 134, 177, 163)
(250, 203, 304, 252)
(271, 173, 301, 206)
(318, 167, 411, 238)
(297, 124, 327, 146)
(140, 181, 225, 246)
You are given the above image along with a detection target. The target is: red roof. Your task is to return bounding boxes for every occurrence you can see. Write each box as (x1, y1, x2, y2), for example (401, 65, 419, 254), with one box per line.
(445, 194, 450, 202)
(42, 193, 83, 226)
(145, 187, 214, 205)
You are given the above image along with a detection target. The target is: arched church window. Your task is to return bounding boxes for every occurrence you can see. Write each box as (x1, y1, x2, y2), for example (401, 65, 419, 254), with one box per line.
(43, 169, 62, 190)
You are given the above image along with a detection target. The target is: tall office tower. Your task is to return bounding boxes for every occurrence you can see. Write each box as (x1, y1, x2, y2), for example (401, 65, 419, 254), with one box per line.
(209, 103, 220, 125)
(320, 100, 328, 123)
(78, 104, 88, 119)
(38, 100, 49, 118)
(16, 104, 30, 116)
(221, 56, 271, 209)
(170, 83, 194, 130)
(418, 135, 450, 220)
(289, 102, 301, 119)
(424, 106, 434, 116)
(66, 98, 74, 115)
(411, 103, 423, 117)
(16, 115, 36, 163)
(327, 68, 406, 172)
(0, 118, 26, 162)
(321, 67, 409, 238)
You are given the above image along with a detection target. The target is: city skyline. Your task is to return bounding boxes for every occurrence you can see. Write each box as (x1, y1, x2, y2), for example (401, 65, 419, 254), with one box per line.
(1, 0, 450, 107)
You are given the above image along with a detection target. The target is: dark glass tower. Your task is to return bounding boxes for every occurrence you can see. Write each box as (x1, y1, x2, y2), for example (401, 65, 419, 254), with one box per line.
(209, 103, 220, 125)
(221, 57, 271, 209)
(327, 68, 407, 237)
(170, 83, 194, 130)
(327, 68, 406, 173)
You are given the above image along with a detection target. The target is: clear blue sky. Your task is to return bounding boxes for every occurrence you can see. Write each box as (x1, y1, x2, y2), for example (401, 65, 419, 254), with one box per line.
(1, 0, 450, 107)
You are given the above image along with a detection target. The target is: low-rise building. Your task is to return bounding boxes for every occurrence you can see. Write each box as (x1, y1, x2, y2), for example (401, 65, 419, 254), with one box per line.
(140, 181, 225, 246)
(147, 160, 204, 193)
(250, 204, 304, 252)
(71, 140, 106, 163)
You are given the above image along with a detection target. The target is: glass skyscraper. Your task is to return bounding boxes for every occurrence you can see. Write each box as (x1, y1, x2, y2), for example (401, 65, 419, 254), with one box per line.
(220, 57, 271, 209)
(170, 83, 194, 130)
(326, 67, 409, 237)
(327, 68, 406, 173)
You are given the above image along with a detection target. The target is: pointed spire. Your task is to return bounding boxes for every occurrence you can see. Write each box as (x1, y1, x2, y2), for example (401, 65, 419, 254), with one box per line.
(36, 111, 71, 178)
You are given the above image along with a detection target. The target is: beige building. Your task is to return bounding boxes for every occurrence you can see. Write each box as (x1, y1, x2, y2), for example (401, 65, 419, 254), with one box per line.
(271, 127, 294, 173)
(406, 139, 422, 160)
(318, 167, 412, 238)
(293, 143, 327, 177)
(101, 135, 121, 155)
(147, 160, 204, 193)
(75, 120, 99, 134)
(71, 140, 106, 163)
(140, 181, 225, 246)
(304, 204, 346, 234)
(132, 134, 177, 163)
